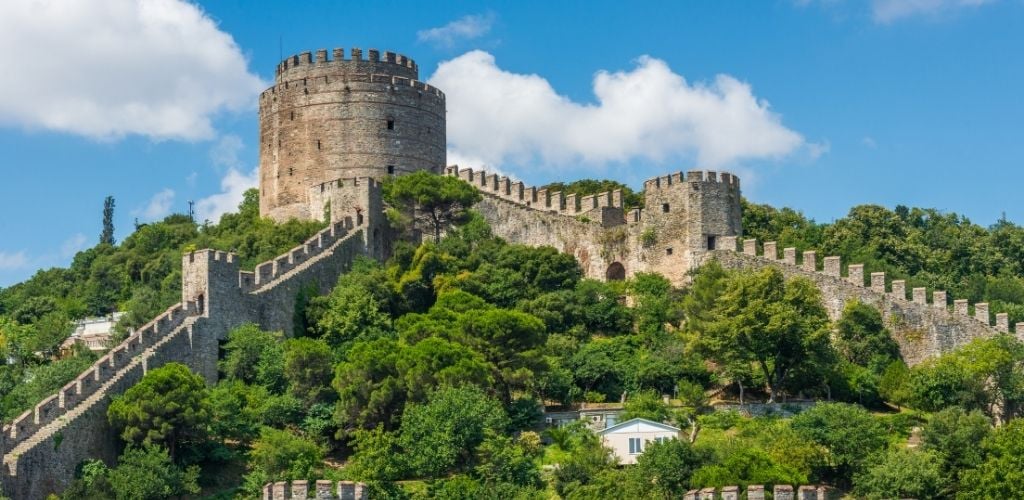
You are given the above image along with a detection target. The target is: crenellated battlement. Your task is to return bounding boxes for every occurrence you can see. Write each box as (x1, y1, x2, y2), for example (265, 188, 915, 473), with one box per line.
(444, 166, 625, 218)
(643, 169, 741, 192)
(2, 299, 201, 451)
(260, 72, 445, 101)
(262, 480, 367, 500)
(276, 47, 417, 76)
(685, 484, 839, 500)
(712, 236, 1015, 363)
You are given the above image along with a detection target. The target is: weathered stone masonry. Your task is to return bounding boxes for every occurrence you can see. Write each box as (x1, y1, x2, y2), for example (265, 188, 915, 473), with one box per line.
(260, 47, 446, 222)
(445, 166, 742, 285)
(1, 180, 378, 499)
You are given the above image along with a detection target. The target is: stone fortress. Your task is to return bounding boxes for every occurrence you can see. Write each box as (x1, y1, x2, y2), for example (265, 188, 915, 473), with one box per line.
(0, 46, 1015, 498)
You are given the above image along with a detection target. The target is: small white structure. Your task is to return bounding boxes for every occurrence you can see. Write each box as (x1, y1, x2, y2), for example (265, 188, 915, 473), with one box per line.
(60, 312, 126, 353)
(598, 417, 681, 465)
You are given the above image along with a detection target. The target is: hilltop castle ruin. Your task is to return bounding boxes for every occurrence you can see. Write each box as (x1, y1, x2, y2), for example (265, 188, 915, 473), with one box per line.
(1, 46, 1012, 498)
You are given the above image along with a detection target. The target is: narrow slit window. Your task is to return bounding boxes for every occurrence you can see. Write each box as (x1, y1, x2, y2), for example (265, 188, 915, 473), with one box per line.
(387, 118, 395, 130)
(662, 203, 670, 213)
(707, 236, 717, 250)
(316, 140, 321, 150)
(387, 165, 395, 175)
(290, 111, 295, 120)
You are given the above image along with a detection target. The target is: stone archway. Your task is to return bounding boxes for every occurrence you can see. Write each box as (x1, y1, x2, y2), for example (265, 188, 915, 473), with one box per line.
(606, 262, 626, 281)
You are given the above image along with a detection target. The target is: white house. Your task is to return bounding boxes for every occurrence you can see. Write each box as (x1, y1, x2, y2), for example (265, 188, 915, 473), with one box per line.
(597, 417, 681, 465)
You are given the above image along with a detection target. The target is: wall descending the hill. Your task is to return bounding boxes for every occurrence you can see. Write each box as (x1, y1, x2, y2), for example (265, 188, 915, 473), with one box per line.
(1, 181, 379, 499)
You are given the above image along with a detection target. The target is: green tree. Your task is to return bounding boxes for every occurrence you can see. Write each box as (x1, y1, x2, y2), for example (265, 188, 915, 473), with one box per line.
(383, 171, 481, 242)
(219, 323, 285, 391)
(107, 445, 200, 500)
(399, 385, 509, 478)
(626, 439, 705, 499)
(620, 389, 671, 423)
(473, 432, 543, 488)
(107, 363, 210, 459)
(207, 380, 269, 445)
(249, 427, 324, 480)
(454, 308, 547, 403)
(853, 448, 948, 500)
(283, 337, 334, 405)
(345, 426, 407, 481)
(834, 300, 900, 368)
(957, 419, 1024, 499)
(922, 407, 991, 477)
(100, 195, 116, 246)
(791, 402, 888, 487)
(698, 268, 833, 402)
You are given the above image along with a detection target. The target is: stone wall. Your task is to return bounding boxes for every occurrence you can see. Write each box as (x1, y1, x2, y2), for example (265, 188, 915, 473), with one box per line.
(1, 186, 380, 498)
(685, 484, 839, 500)
(260, 47, 446, 221)
(445, 166, 742, 285)
(708, 237, 1006, 365)
(263, 480, 367, 499)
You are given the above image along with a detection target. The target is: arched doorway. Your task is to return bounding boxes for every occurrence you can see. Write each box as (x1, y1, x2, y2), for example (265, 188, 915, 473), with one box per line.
(606, 262, 626, 281)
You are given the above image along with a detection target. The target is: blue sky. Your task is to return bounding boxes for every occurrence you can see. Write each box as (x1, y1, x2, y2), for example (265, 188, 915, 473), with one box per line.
(0, 0, 1022, 286)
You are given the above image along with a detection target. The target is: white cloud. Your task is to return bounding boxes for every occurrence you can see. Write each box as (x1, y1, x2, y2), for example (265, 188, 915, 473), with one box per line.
(417, 13, 495, 48)
(134, 188, 176, 221)
(862, 136, 878, 149)
(0, 0, 266, 141)
(872, 0, 995, 23)
(60, 233, 88, 258)
(210, 134, 244, 170)
(0, 251, 28, 271)
(429, 51, 811, 173)
(195, 168, 257, 223)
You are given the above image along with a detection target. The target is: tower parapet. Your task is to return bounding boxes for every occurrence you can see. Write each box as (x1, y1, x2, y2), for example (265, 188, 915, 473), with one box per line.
(259, 46, 446, 222)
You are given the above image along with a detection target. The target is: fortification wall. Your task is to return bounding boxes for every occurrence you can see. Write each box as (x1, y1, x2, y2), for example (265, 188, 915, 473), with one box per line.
(685, 484, 839, 500)
(707, 237, 1011, 365)
(260, 47, 446, 222)
(445, 166, 742, 284)
(263, 479, 367, 500)
(3, 195, 378, 498)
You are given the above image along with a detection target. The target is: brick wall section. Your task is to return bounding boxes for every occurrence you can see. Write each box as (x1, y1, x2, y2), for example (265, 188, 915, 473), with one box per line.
(2, 183, 379, 497)
(259, 47, 445, 221)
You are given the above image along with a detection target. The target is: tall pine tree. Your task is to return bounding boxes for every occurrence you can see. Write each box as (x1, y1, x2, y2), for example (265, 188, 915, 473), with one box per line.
(100, 195, 115, 245)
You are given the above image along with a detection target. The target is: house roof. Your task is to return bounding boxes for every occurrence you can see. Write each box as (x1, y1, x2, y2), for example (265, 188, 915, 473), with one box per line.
(597, 417, 680, 435)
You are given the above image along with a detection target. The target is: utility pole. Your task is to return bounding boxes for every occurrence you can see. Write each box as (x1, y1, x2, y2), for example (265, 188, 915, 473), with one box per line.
(188, 200, 195, 222)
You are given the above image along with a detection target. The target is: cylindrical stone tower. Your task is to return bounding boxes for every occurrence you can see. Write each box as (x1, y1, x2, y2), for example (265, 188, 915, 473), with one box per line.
(258, 47, 446, 221)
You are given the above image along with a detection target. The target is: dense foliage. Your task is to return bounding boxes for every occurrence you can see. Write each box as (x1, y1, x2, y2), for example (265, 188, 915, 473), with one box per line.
(6, 178, 1024, 498)
(0, 190, 323, 420)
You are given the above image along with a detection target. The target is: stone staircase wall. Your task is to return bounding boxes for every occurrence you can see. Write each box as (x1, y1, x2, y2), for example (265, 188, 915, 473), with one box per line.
(2, 201, 376, 498)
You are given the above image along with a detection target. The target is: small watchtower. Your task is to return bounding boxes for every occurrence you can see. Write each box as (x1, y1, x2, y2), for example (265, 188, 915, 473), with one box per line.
(258, 47, 447, 221)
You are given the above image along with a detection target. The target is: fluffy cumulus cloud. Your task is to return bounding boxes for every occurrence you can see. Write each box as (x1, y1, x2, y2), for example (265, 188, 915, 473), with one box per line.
(872, 0, 996, 22)
(417, 13, 495, 48)
(0, 0, 265, 141)
(429, 51, 809, 172)
(195, 168, 257, 223)
(134, 188, 176, 221)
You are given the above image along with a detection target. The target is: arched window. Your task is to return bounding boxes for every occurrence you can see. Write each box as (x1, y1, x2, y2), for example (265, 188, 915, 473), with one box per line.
(606, 262, 626, 281)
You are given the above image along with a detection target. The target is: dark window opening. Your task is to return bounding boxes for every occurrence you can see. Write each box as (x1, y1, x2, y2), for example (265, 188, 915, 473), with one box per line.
(316, 140, 321, 150)
(707, 236, 717, 250)
(662, 203, 670, 213)
(387, 165, 395, 175)
(288, 168, 294, 176)
(666, 248, 673, 256)
(387, 118, 395, 130)
(606, 262, 626, 281)
(290, 111, 294, 120)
